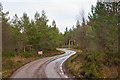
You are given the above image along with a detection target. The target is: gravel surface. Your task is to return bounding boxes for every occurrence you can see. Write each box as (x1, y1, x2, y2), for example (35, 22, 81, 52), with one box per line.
(10, 48, 76, 78)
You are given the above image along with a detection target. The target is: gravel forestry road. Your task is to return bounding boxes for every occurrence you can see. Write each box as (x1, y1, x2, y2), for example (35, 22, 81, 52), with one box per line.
(10, 48, 76, 78)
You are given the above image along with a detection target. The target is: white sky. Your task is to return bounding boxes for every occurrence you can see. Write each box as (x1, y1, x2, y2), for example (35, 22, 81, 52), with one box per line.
(1, 0, 97, 33)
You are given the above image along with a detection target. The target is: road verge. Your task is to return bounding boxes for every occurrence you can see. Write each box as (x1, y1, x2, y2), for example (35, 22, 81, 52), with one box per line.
(3, 50, 64, 78)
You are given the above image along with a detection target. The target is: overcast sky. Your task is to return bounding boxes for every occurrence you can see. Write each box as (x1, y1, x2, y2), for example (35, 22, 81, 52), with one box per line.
(1, 0, 97, 33)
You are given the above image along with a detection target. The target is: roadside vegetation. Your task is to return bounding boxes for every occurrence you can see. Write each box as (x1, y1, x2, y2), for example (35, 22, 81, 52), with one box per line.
(64, 1, 120, 78)
(65, 50, 119, 78)
(3, 50, 63, 78)
(1, 3, 64, 78)
(1, 1, 120, 79)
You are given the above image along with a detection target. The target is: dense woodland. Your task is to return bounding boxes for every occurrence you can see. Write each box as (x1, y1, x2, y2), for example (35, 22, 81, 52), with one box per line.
(2, 2, 119, 56)
(2, 10, 63, 53)
(1, 1, 120, 78)
(65, 2, 120, 78)
(65, 2, 118, 53)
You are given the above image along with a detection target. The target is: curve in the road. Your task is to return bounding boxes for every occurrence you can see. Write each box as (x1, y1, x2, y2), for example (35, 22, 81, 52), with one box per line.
(10, 48, 76, 78)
